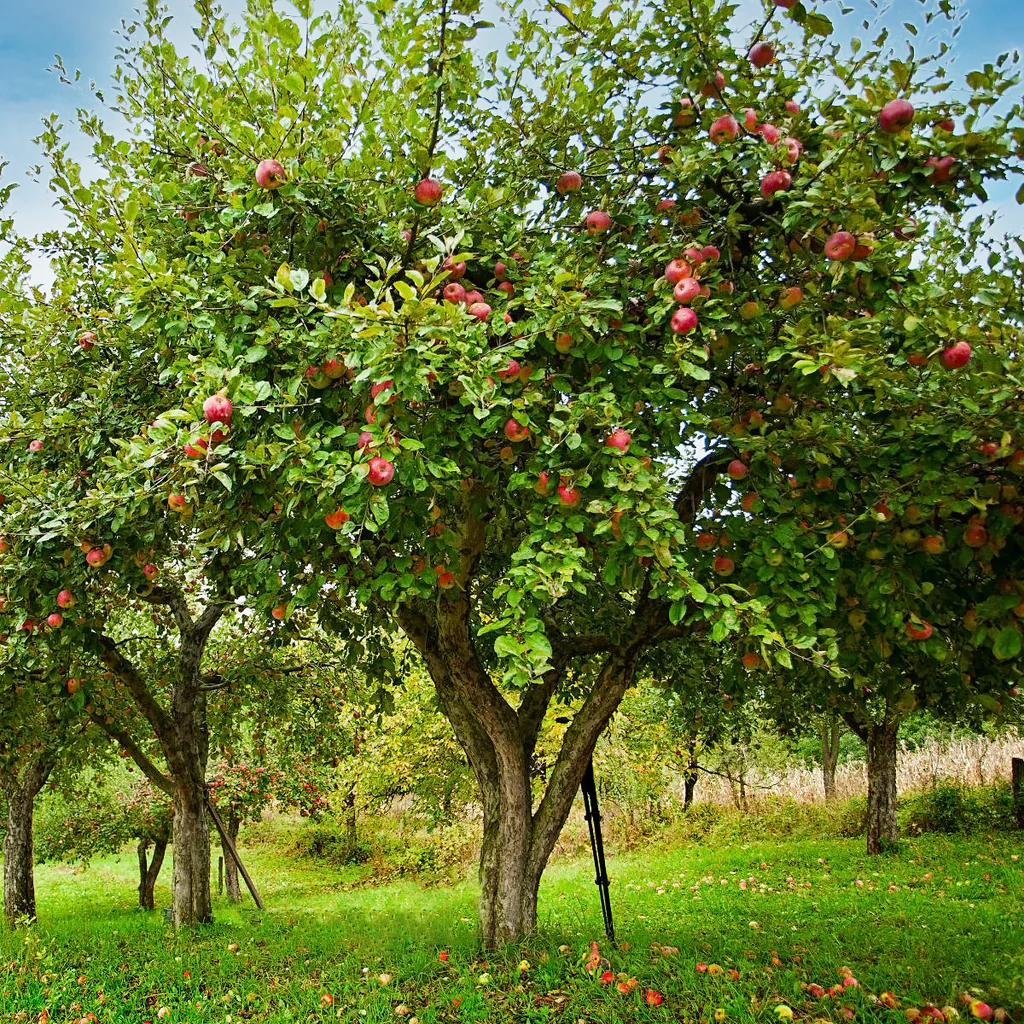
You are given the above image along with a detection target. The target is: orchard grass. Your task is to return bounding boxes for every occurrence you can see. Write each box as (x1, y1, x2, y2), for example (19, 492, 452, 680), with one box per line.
(1, 832, 1020, 1023)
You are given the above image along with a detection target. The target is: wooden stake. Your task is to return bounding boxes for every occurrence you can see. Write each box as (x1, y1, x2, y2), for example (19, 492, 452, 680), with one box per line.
(205, 796, 264, 909)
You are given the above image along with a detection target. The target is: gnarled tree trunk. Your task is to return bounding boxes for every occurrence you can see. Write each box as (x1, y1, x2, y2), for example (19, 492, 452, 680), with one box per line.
(865, 719, 900, 853)
(398, 555, 666, 947)
(2, 759, 52, 926)
(222, 812, 241, 903)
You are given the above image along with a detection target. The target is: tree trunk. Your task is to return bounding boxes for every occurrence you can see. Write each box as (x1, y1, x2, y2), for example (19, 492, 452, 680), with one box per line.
(343, 787, 358, 857)
(136, 831, 168, 910)
(477, 773, 542, 948)
(2, 760, 52, 927)
(821, 715, 842, 802)
(682, 738, 698, 810)
(222, 813, 241, 903)
(865, 719, 900, 854)
(171, 778, 212, 925)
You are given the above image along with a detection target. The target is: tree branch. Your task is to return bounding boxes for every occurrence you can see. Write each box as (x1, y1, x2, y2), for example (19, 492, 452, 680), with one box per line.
(93, 632, 175, 741)
(139, 586, 194, 635)
(86, 710, 175, 796)
(673, 450, 727, 524)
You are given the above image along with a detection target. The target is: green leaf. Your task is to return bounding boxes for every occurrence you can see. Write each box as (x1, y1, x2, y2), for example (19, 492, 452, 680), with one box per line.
(245, 345, 268, 363)
(283, 71, 305, 93)
(992, 626, 1021, 661)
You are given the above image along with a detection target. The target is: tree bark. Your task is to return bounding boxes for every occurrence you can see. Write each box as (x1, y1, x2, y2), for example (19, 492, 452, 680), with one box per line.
(136, 830, 168, 910)
(682, 738, 698, 810)
(222, 812, 241, 903)
(2, 759, 52, 926)
(821, 715, 842, 802)
(865, 719, 900, 854)
(172, 777, 213, 925)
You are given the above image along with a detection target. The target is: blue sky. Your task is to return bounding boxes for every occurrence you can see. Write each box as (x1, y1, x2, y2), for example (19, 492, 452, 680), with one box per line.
(2, 0, 1022, 251)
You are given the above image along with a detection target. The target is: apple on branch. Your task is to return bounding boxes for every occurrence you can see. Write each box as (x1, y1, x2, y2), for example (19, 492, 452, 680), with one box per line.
(255, 158, 287, 189)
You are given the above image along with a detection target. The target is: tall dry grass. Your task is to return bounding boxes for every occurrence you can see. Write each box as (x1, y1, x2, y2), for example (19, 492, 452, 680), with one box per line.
(688, 731, 1024, 807)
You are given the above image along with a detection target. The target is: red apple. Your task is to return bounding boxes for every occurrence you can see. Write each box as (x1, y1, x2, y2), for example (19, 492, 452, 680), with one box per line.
(324, 508, 350, 529)
(741, 652, 762, 670)
(271, 604, 287, 620)
(183, 438, 208, 458)
(504, 418, 529, 442)
(443, 282, 467, 304)
(670, 307, 698, 334)
(441, 257, 466, 279)
(941, 341, 971, 369)
(760, 170, 792, 198)
(498, 359, 521, 381)
(168, 493, 188, 513)
(86, 547, 106, 567)
(78, 331, 97, 350)
(778, 286, 802, 309)
(727, 459, 748, 480)
(825, 231, 857, 260)
(556, 170, 582, 194)
(709, 114, 739, 144)
(605, 428, 631, 453)
(28, 439, 44, 452)
(785, 99, 800, 114)
(535, 471, 551, 495)
(57, 589, 76, 609)
(585, 210, 612, 235)
(255, 159, 286, 189)
(47, 613, 63, 628)
(463, 289, 484, 307)
(922, 534, 946, 554)
(673, 277, 701, 304)
(367, 457, 395, 486)
(673, 98, 697, 128)
(700, 71, 726, 97)
(468, 301, 492, 321)
(496, 281, 514, 298)
(878, 99, 914, 134)
(905, 620, 933, 640)
(925, 154, 957, 183)
(963, 522, 988, 548)
(665, 258, 692, 284)
(555, 333, 573, 354)
(558, 483, 581, 506)
(203, 393, 232, 425)
(142, 563, 158, 580)
(748, 42, 775, 68)
(713, 556, 735, 576)
(414, 178, 442, 206)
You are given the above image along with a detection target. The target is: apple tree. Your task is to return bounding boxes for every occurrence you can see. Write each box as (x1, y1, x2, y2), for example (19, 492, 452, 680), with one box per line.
(6, 0, 1024, 944)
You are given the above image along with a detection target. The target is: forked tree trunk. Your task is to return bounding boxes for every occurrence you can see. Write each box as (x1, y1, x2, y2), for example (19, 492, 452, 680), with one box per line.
(865, 719, 900, 854)
(821, 716, 843, 802)
(137, 831, 168, 910)
(222, 813, 241, 903)
(172, 778, 212, 925)
(2, 760, 52, 926)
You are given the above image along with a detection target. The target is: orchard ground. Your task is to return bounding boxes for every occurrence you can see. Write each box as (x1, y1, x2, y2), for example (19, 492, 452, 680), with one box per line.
(2, 829, 1020, 1023)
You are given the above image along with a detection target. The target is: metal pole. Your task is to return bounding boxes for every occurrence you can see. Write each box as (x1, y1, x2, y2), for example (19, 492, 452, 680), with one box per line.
(581, 758, 615, 944)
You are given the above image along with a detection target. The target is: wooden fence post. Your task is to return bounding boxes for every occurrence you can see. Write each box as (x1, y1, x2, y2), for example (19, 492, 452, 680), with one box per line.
(1012, 757, 1024, 829)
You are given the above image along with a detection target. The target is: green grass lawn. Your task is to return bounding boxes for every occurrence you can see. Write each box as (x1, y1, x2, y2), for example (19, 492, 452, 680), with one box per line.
(2, 831, 1021, 1023)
